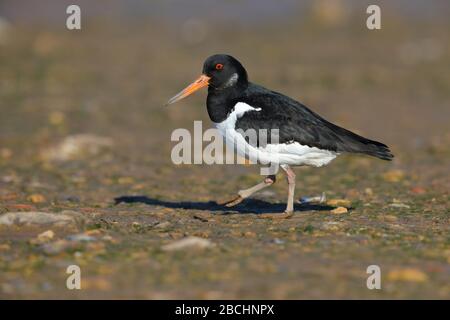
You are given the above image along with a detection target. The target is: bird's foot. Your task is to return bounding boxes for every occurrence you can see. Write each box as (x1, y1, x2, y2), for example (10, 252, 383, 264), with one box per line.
(259, 210, 293, 219)
(216, 194, 244, 207)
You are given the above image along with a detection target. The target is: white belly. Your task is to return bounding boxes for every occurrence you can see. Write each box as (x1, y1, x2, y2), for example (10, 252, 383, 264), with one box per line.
(214, 102, 338, 167)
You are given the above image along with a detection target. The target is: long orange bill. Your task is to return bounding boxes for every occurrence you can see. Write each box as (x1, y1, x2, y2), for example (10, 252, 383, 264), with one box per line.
(166, 74, 211, 105)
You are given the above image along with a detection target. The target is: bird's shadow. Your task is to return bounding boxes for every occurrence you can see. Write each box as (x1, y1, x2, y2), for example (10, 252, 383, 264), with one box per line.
(114, 195, 334, 214)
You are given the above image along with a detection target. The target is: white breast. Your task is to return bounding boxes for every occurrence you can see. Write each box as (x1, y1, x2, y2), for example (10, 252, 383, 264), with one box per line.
(214, 102, 338, 167)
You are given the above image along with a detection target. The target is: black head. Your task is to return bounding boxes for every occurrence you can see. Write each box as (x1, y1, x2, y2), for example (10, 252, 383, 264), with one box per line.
(166, 54, 248, 105)
(202, 54, 248, 90)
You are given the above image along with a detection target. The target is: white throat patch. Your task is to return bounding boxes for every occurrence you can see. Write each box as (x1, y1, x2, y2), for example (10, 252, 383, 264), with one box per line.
(222, 73, 239, 89)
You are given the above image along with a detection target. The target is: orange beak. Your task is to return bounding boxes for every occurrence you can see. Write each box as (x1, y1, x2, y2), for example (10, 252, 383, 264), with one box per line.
(166, 74, 211, 105)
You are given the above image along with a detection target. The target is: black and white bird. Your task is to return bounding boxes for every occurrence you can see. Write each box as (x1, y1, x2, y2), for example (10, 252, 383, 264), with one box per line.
(167, 54, 393, 216)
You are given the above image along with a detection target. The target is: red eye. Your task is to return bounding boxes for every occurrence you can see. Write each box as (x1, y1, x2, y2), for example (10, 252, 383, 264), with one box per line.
(215, 63, 224, 70)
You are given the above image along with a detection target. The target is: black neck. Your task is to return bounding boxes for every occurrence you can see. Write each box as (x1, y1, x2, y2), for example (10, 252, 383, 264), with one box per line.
(206, 83, 248, 123)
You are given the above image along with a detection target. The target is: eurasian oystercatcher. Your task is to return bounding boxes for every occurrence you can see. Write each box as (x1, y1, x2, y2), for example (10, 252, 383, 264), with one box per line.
(167, 54, 393, 216)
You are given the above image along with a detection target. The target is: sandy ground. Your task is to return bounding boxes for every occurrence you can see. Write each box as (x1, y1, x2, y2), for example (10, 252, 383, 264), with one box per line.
(0, 14, 449, 299)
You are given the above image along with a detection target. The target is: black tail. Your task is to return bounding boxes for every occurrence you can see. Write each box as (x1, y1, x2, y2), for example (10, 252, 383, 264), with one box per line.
(360, 140, 394, 161)
(327, 122, 394, 161)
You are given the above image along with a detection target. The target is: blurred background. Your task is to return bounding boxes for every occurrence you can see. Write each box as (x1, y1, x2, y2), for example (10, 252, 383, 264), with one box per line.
(0, 1, 449, 299)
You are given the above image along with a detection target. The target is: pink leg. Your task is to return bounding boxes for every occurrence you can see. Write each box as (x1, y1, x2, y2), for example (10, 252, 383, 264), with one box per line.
(281, 164, 296, 213)
(218, 175, 276, 207)
(259, 165, 295, 219)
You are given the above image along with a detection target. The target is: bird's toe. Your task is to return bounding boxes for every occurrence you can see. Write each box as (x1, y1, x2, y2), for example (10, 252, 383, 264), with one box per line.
(259, 211, 293, 219)
(216, 195, 244, 207)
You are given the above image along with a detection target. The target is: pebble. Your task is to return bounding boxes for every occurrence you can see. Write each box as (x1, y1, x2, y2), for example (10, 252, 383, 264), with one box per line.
(0, 193, 17, 201)
(387, 268, 428, 282)
(0, 211, 85, 227)
(48, 111, 65, 125)
(40, 240, 74, 255)
(389, 203, 410, 209)
(118, 177, 134, 185)
(382, 170, 405, 182)
(67, 234, 96, 242)
(244, 231, 257, 238)
(39, 231, 97, 254)
(84, 229, 102, 236)
(6, 204, 35, 211)
(154, 221, 171, 229)
(327, 199, 351, 207)
(102, 235, 114, 242)
(61, 195, 80, 203)
(330, 207, 348, 214)
(0, 148, 12, 159)
(0, 244, 11, 251)
(384, 215, 398, 222)
(28, 194, 46, 204)
(193, 212, 212, 222)
(299, 192, 326, 204)
(321, 221, 344, 231)
(162, 236, 215, 251)
(410, 186, 426, 195)
(30, 230, 55, 245)
(273, 238, 284, 245)
(41, 134, 113, 162)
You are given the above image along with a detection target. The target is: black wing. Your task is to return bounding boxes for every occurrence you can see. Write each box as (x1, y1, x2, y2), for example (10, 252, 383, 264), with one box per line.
(235, 84, 393, 160)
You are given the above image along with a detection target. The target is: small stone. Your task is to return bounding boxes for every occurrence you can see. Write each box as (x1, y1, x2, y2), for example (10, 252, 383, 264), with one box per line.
(193, 212, 212, 222)
(168, 232, 184, 239)
(0, 148, 12, 159)
(330, 206, 348, 214)
(273, 238, 284, 245)
(364, 188, 373, 196)
(118, 177, 134, 185)
(0, 193, 17, 201)
(1, 174, 18, 183)
(82, 277, 112, 291)
(84, 229, 102, 236)
(67, 234, 96, 242)
(154, 221, 171, 229)
(41, 134, 113, 162)
(230, 230, 242, 237)
(299, 192, 326, 204)
(244, 231, 257, 238)
(410, 186, 426, 195)
(48, 111, 65, 125)
(6, 204, 35, 211)
(28, 194, 46, 203)
(346, 189, 359, 198)
(102, 235, 114, 242)
(61, 195, 80, 203)
(131, 184, 145, 190)
(384, 215, 398, 222)
(389, 203, 410, 209)
(327, 199, 351, 207)
(193, 231, 210, 238)
(0, 211, 85, 227)
(387, 268, 428, 282)
(40, 240, 74, 255)
(33, 230, 55, 244)
(382, 170, 405, 182)
(162, 236, 215, 251)
(322, 221, 344, 231)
